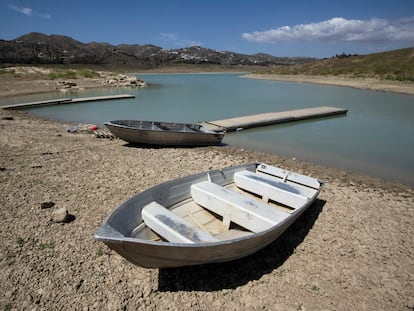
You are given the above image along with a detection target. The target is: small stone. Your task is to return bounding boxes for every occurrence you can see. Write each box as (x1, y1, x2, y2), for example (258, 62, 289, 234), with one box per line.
(41, 201, 55, 209)
(407, 298, 414, 309)
(51, 207, 69, 223)
(74, 279, 84, 290)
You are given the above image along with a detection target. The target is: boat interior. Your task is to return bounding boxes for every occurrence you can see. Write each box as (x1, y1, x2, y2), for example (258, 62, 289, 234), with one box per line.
(130, 165, 320, 244)
(115, 120, 206, 132)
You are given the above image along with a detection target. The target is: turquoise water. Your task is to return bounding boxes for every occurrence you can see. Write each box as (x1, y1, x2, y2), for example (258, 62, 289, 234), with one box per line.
(2, 73, 414, 185)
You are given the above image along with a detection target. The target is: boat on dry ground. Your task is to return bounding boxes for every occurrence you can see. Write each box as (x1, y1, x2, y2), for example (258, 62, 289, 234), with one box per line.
(104, 120, 225, 146)
(95, 162, 323, 268)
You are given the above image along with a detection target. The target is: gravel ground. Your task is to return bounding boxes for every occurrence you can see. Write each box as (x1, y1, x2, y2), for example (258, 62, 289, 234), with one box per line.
(1, 108, 413, 310)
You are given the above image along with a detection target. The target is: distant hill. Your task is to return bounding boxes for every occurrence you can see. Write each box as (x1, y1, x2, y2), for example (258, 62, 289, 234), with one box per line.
(0, 32, 315, 68)
(258, 48, 414, 81)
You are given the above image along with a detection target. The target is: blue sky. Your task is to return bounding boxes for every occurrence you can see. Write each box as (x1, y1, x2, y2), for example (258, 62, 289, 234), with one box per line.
(1, 0, 413, 58)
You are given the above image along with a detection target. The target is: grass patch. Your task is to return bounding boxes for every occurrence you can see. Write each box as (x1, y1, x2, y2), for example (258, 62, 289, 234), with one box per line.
(48, 69, 77, 79)
(16, 236, 25, 246)
(38, 242, 54, 250)
(77, 68, 100, 78)
(259, 47, 414, 81)
(0, 68, 10, 75)
(99, 272, 107, 278)
(47, 68, 101, 80)
(311, 285, 320, 292)
(3, 303, 13, 311)
(95, 248, 104, 257)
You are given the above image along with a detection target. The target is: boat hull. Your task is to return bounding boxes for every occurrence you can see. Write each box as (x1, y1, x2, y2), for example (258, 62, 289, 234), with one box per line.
(105, 120, 224, 146)
(98, 215, 298, 268)
(95, 163, 322, 268)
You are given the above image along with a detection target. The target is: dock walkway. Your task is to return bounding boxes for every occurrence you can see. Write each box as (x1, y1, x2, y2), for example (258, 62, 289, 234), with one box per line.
(202, 106, 347, 132)
(2, 94, 135, 110)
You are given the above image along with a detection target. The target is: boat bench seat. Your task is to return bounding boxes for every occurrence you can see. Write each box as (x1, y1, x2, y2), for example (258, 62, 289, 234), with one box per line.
(141, 202, 218, 244)
(257, 163, 321, 190)
(234, 170, 310, 210)
(191, 181, 290, 233)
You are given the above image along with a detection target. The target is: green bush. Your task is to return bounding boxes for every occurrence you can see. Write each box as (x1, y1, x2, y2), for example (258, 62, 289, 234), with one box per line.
(48, 69, 77, 80)
(77, 69, 100, 78)
(259, 48, 414, 82)
(47, 68, 100, 79)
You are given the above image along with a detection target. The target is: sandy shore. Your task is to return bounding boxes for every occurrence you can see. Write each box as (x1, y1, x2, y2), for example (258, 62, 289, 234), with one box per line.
(1, 107, 413, 310)
(243, 74, 414, 95)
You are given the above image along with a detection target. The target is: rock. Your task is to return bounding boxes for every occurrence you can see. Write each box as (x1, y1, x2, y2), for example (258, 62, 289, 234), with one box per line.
(407, 297, 414, 309)
(41, 201, 55, 209)
(51, 207, 69, 223)
(67, 125, 77, 133)
(1, 116, 14, 120)
(74, 279, 84, 290)
(101, 74, 147, 88)
(55, 80, 78, 90)
(5, 290, 13, 298)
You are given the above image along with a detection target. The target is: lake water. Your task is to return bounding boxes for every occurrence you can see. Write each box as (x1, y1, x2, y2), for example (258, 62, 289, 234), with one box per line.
(2, 73, 414, 185)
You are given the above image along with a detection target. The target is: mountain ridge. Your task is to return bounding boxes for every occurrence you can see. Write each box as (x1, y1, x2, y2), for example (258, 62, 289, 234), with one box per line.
(0, 32, 315, 67)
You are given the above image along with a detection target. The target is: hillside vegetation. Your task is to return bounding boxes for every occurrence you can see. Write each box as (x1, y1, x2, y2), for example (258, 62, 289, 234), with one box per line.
(0, 32, 314, 68)
(0, 66, 103, 80)
(258, 48, 414, 82)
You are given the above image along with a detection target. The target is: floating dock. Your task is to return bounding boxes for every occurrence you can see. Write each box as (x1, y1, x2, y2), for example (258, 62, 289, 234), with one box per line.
(1, 94, 135, 110)
(202, 106, 348, 132)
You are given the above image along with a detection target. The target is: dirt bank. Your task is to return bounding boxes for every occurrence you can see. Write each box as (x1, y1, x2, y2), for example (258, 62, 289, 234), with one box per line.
(243, 74, 414, 95)
(1, 108, 413, 310)
(0, 66, 146, 98)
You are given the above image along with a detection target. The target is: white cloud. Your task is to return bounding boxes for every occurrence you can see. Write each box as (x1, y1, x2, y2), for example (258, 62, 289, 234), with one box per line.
(160, 33, 202, 47)
(242, 17, 414, 44)
(9, 4, 32, 16)
(9, 4, 51, 19)
(37, 12, 52, 19)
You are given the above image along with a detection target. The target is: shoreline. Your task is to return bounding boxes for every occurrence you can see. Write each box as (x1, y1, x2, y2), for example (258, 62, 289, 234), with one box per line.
(1, 108, 413, 309)
(0, 78, 110, 98)
(1, 69, 413, 187)
(0, 66, 146, 99)
(1, 66, 414, 99)
(242, 73, 414, 96)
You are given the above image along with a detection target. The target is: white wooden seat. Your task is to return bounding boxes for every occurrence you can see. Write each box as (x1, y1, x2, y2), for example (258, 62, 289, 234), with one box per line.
(234, 170, 310, 209)
(191, 181, 290, 233)
(142, 202, 218, 244)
